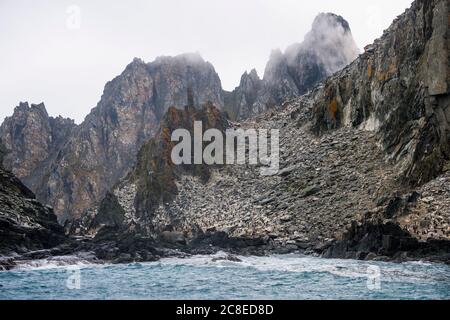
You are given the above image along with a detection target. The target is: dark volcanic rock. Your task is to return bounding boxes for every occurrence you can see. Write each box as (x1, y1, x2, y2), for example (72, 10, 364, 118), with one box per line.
(211, 254, 242, 263)
(0, 143, 6, 165)
(322, 192, 450, 264)
(90, 192, 125, 231)
(161, 231, 186, 245)
(130, 102, 229, 230)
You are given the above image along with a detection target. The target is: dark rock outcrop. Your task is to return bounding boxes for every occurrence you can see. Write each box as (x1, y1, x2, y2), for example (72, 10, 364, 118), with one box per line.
(132, 103, 228, 225)
(67, 102, 229, 237)
(0, 143, 66, 258)
(225, 13, 359, 120)
(322, 186, 450, 263)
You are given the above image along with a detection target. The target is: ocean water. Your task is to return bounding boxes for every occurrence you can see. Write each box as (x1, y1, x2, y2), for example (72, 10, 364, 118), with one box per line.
(0, 253, 449, 300)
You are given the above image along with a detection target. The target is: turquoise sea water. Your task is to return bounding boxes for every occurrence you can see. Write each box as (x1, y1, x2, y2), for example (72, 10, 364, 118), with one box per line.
(0, 253, 449, 300)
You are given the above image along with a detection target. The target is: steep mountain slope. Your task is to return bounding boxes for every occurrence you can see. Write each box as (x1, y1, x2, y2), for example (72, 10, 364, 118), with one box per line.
(0, 143, 66, 265)
(225, 13, 359, 120)
(73, 0, 449, 262)
(0, 102, 76, 192)
(1, 54, 224, 222)
(310, 0, 450, 187)
(67, 100, 229, 237)
(0, 14, 358, 222)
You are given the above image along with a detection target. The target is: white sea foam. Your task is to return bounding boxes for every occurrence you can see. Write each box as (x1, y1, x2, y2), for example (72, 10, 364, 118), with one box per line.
(14, 255, 95, 271)
(157, 252, 448, 284)
(9, 251, 448, 285)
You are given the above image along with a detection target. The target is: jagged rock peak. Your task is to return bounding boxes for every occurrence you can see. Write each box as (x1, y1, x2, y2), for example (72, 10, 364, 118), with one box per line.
(225, 12, 359, 120)
(7, 102, 76, 127)
(131, 57, 146, 64)
(283, 12, 360, 73)
(247, 68, 260, 79)
(3, 101, 76, 125)
(239, 69, 262, 86)
(21, 52, 224, 221)
(263, 49, 289, 82)
(268, 48, 283, 61)
(12, 102, 48, 117)
(310, 12, 351, 34)
(123, 57, 147, 71)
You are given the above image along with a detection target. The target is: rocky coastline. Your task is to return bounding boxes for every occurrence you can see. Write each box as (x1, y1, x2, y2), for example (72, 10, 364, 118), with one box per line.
(2, 226, 448, 271)
(1, 0, 449, 270)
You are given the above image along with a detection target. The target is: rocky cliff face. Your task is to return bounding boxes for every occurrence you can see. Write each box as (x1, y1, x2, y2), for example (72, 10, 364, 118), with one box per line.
(67, 102, 229, 237)
(71, 0, 449, 263)
(225, 13, 359, 120)
(310, 0, 450, 186)
(309, 0, 450, 260)
(0, 140, 161, 268)
(0, 54, 225, 222)
(147, 54, 224, 116)
(1, 1, 448, 264)
(0, 16, 358, 222)
(0, 143, 66, 259)
(0, 102, 76, 192)
(224, 69, 263, 120)
(43, 54, 224, 222)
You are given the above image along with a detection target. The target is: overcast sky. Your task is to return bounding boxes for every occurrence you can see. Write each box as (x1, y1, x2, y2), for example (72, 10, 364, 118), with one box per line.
(0, 0, 413, 124)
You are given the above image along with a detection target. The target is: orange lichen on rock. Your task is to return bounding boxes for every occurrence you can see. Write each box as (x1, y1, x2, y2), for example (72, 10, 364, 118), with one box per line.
(388, 61, 398, 76)
(367, 60, 374, 79)
(376, 59, 398, 82)
(377, 72, 386, 82)
(161, 127, 171, 142)
(150, 159, 157, 171)
(329, 98, 338, 120)
(368, 64, 373, 79)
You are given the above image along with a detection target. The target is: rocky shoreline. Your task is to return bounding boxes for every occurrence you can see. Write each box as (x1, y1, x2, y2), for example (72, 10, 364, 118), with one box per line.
(1, 0, 449, 271)
(2, 226, 449, 271)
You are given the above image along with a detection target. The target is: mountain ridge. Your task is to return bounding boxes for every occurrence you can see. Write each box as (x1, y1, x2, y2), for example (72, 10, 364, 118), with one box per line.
(224, 12, 359, 120)
(69, 0, 450, 263)
(0, 12, 357, 221)
(0, 0, 449, 266)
